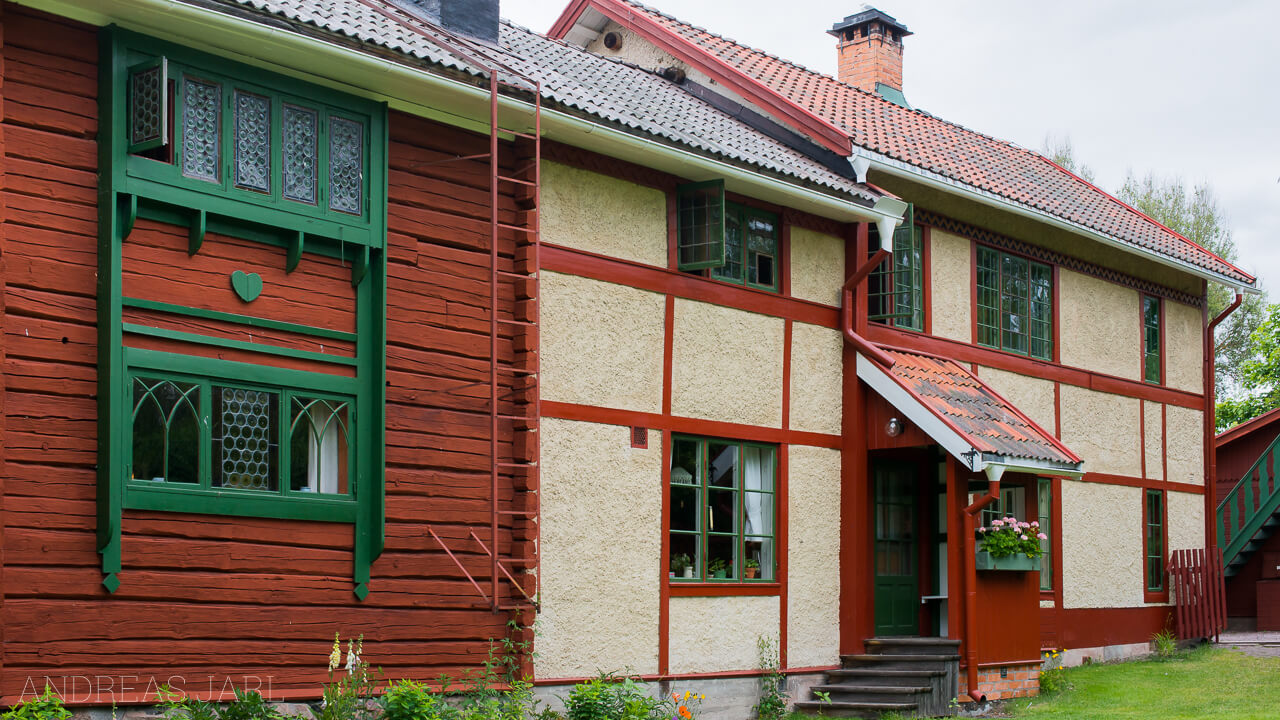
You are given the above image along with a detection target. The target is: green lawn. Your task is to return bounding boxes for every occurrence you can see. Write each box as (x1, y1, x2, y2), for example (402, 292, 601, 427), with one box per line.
(998, 646, 1280, 719)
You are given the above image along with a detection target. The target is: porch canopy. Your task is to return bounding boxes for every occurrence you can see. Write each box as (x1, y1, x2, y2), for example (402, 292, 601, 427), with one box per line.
(857, 347, 1084, 479)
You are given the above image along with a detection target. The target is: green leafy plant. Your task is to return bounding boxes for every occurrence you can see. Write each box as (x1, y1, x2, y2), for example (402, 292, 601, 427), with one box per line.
(1038, 649, 1069, 695)
(670, 553, 692, 575)
(3, 687, 72, 720)
(755, 636, 788, 720)
(1152, 628, 1179, 659)
(977, 516, 1047, 559)
(707, 557, 729, 577)
(311, 634, 381, 720)
(158, 687, 287, 720)
(564, 675, 701, 720)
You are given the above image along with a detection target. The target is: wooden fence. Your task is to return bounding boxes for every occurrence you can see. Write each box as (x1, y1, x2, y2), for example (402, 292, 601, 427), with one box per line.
(1169, 548, 1227, 642)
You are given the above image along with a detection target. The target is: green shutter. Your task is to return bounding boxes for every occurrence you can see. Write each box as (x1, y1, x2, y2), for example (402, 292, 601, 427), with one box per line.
(128, 57, 168, 154)
(676, 179, 726, 271)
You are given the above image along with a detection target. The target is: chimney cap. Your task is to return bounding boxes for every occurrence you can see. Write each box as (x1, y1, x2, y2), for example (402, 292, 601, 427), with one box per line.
(828, 8, 911, 38)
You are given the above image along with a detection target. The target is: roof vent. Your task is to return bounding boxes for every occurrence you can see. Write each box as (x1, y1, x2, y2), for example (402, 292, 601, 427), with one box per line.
(603, 31, 623, 50)
(661, 66, 687, 84)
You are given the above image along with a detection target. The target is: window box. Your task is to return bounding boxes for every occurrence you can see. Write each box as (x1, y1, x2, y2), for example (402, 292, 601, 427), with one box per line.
(975, 550, 1041, 572)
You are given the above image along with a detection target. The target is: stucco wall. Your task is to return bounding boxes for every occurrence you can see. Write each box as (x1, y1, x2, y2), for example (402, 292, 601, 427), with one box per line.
(789, 226, 845, 307)
(541, 271, 666, 413)
(1143, 401, 1164, 481)
(671, 299, 784, 428)
(1059, 269, 1141, 380)
(538, 419, 662, 677)
(1167, 490, 1205, 552)
(1059, 385, 1141, 477)
(786, 446, 842, 668)
(1061, 481, 1143, 608)
(930, 228, 971, 342)
(1164, 301, 1204, 394)
(540, 160, 668, 267)
(976, 366, 1055, 435)
(789, 323, 843, 436)
(668, 596, 781, 674)
(1165, 405, 1205, 485)
(586, 22, 755, 109)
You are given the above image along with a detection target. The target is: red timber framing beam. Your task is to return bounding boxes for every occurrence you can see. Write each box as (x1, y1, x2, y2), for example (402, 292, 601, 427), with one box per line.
(0, 0, 7, 690)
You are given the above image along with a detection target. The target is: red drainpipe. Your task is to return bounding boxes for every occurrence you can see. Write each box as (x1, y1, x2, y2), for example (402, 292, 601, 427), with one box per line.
(1205, 291, 1242, 548)
(842, 248, 896, 368)
(961, 475, 1002, 702)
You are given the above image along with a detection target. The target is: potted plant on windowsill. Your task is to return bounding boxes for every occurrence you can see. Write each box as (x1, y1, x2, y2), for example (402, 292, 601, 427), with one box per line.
(670, 552, 694, 579)
(975, 516, 1046, 571)
(744, 558, 760, 579)
(707, 557, 729, 580)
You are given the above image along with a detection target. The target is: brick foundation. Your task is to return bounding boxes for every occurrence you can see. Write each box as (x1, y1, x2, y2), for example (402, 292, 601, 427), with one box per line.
(958, 662, 1041, 701)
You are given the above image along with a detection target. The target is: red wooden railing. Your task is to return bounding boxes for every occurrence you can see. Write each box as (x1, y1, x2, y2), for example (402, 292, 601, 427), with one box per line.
(1169, 548, 1226, 641)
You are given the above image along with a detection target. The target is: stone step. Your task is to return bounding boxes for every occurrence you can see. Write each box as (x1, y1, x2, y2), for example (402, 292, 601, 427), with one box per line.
(866, 637, 962, 656)
(842, 653, 959, 671)
(825, 667, 946, 686)
(793, 700, 918, 719)
(811, 684, 932, 704)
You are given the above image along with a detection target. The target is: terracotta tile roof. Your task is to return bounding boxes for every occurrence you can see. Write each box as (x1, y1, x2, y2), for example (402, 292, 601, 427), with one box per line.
(883, 348, 1080, 466)
(608, 0, 1254, 286)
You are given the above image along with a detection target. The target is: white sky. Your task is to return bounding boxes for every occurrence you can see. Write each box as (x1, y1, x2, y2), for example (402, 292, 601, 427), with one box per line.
(504, 0, 1280, 291)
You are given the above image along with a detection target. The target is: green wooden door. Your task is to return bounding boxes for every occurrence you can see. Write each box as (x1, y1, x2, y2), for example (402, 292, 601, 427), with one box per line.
(874, 461, 919, 636)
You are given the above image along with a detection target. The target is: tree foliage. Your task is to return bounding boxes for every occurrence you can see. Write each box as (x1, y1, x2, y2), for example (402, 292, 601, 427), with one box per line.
(1042, 134, 1096, 183)
(1116, 173, 1267, 404)
(1217, 304, 1280, 430)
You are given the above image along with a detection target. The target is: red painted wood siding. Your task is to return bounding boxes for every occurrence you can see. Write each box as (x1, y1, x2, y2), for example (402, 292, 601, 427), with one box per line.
(1, 5, 535, 703)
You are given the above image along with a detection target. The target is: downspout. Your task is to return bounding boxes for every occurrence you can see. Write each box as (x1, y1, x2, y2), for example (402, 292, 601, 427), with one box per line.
(842, 248, 896, 368)
(961, 464, 1006, 702)
(1205, 291, 1243, 549)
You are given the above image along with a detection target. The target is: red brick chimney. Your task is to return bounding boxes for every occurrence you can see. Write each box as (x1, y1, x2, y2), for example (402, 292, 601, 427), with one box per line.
(829, 8, 911, 94)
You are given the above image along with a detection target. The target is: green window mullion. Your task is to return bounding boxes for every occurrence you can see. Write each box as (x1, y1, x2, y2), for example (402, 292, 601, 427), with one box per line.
(280, 389, 294, 497)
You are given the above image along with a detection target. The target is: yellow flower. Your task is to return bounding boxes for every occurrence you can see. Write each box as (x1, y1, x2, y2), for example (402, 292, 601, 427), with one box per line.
(328, 632, 342, 671)
(683, 691, 690, 701)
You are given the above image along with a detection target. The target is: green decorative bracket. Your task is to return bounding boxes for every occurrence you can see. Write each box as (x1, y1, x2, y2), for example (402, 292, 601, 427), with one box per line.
(122, 194, 138, 240)
(287, 231, 304, 273)
(189, 209, 206, 256)
(102, 573, 121, 593)
(230, 270, 263, 303)
(351, 244, 369, 287)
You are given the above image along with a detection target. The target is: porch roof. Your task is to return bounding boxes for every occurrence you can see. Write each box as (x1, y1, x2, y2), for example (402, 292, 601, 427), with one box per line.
(856, 346, 1084, 478)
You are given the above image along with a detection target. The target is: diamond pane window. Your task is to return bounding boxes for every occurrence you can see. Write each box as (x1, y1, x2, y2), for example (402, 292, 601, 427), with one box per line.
(283, 104, 319, 204)
(676, 180, 726, 271)
(131, 377, 200, 484)
(181, 77, 221, 182)
(976, 246, 1052, 360)
(128, 58, 168, 154)
(233, 90, 271, 192)
(212, 386, 279, 491)
(290, 396, 351, 495)
(328, 116, 364, 215)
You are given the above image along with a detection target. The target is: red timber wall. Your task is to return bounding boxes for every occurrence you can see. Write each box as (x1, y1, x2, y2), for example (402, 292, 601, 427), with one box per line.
(0, 5, 535, 704)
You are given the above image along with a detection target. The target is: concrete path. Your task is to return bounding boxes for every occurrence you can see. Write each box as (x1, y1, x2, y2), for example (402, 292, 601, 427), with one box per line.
(1216, 631, 1280, 658)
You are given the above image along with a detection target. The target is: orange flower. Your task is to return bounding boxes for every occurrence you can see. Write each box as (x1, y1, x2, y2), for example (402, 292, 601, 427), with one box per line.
(672, 693, 679, 701)
(678, 706, 692, 719)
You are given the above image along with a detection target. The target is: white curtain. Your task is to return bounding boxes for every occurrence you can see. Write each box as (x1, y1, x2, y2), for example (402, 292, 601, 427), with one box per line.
(743, 447, 774, 580)
(305, 404, 341, 494)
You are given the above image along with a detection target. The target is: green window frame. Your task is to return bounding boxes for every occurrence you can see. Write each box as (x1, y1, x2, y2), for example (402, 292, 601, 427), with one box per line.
(1143, 295, 1162, 384)
(669, 436, 777, 583)
(676, 181, 780, 292)
(977, 246, 1053, 360)
(1038, 478, 1053, 592)
(99, 28, 388, 598)
(869, 204, 923, 330)
(1145, 490, 1165, 593)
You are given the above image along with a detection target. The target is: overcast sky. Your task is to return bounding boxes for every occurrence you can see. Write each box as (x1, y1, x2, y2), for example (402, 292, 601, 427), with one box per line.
(505, 0, 1279, 292)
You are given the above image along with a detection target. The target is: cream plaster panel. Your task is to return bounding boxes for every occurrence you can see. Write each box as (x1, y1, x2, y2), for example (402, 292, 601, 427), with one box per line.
(586, 22, 755, 108)
(537, 419, 662, 677)
(789, 323, 843, 436)
(1165, 406, 1205, 486)
(1167, 491, 1205, 553)
(1058, 385, 1141, 477)
(1040, 600, 1056, 609)
(671, 299, 784, 428)
(1061, 481, 1144, 608)
(789, 227, 845, 307)
(930, 229, 972, 342)
(541, 271, 665, 413)
(668, 596, 781, 674)
(1143, 401, 1164, 482)
(540, 161, 668, 267)
(786, 447, 842, 668)
(1059, 270, 1141, 380)
(976, 366, 1055, 435)
(1165, 301, 1204, 394)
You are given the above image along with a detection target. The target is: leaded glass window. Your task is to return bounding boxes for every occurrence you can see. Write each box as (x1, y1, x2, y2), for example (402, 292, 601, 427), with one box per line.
(290, 396, 351, 495)
(181, 77, 221, 182)
(131, 377, 200, 484)
(233, 90, 271, 192)
(212, 386, 279, 491)
(702, 201, 778, 291)
(329, 116, 364, 215)
(128, 58, 168, 153)
(976, 246, 1053, 360)
(676, 180, 726, 271)
(1143, 295, 1162, 383)
(283, 104, 318, 204)
(669, 435, 777, 583)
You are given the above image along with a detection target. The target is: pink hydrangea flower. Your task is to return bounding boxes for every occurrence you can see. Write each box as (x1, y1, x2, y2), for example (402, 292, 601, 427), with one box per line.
(1038, 533, 1048, 540)
(991, 519, 1004, 526)
(1031, 521, 1040, 527)
(978, 527, 987, 533)
(1020, 535, 1029, 541)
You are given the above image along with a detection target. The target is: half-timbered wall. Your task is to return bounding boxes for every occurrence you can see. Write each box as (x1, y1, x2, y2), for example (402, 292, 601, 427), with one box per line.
(0, 5, 534, 702)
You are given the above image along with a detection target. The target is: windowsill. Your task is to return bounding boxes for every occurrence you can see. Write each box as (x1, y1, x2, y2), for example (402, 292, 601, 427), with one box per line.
(1144, 589, 1170, 604)
(680, 268, 780, 296)
(974, 340, 1054, 364)
(669, 582, 781, 597)
(125, 481, 357, 522)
